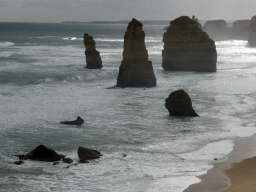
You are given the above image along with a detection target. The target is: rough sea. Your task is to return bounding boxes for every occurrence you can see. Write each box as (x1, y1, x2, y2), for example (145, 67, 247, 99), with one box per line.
(1, 22, 256, 192)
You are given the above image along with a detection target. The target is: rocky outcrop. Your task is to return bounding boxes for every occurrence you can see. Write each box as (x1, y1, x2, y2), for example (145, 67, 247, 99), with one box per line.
(84, 34, 102, 69)
(248, 16, 256, 46)
(116, 18, 157, 87)
(232, 20, 250, 40)
(18, 145, 64, 162)
(165, 89, 198, 116)
(162, 16, 217, 72)
(203, 20, 231, 41)
(78, 147, 101, 163)
(192, 15, 202, 29)
(60, 116, 84, 125)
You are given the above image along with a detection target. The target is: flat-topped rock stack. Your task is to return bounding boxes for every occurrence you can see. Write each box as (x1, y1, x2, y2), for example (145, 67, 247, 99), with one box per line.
(248, 16, 256, 46)
(232, 20, 251, 40)
(203, 20, 231, 41)
(162, 16, 217, 72)
(116, 18, 157, 87)
(84, 34, 102, 69)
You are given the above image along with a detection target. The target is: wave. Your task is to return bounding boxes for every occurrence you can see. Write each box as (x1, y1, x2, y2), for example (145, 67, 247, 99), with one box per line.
(0, 42, 14, 47)
(63, 37, 83, 41)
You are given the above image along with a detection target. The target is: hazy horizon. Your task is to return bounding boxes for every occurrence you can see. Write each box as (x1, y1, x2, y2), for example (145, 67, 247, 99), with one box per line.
(0, 0, 255, 23)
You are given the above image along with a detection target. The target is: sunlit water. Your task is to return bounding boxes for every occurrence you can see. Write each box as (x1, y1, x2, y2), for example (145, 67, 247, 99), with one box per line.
(0, 23, 256, 192)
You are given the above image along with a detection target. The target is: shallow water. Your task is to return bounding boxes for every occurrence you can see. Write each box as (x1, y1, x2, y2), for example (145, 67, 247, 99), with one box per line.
(1, 23, 256, 191)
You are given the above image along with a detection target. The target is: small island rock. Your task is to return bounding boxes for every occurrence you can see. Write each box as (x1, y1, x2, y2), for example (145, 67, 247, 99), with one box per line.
(60, 116, 84, 125)
(78, 147, 101, 163)
(116, 18, 157, 87)
(232, 20, 251, 40)
(165, 89, 198, 116)
(162, 16, 217, 72)
(203, 20, 231, 41)
(249, 16, 256, 46)
(84, 34, 102, 69)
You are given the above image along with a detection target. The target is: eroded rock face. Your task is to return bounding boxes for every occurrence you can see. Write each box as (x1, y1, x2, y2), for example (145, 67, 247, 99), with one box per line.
(84, 34, 102, 69)
(232, 20, 250, 40)
(116, 18, 157, 87)
(248, 16, 256, 46)
(162, 16, 217, 72)
(203, 20, 231, 41)
(165, 89, 198, 116)
(18, 145, 64, 162)
(78, 147, 101, 163)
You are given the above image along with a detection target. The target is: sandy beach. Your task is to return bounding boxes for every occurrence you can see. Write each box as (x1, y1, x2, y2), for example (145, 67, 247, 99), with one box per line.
(184, 134, 256, 192)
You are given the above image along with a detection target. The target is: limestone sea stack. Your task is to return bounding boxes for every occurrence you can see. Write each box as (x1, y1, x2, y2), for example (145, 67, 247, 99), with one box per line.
(116, 18, 157, 87)
(203, 20, 231, 41)
(248, 16, 256, 46)
(162, 16, 217, 72)
(84, 34, 102, 69)
(165, 89, 198, 116)
(232, 20, 250, 40)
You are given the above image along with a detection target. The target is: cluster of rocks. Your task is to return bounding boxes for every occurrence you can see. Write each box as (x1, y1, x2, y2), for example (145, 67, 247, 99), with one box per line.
(162, 16, 217, 72)
(15, 145, 102, 166)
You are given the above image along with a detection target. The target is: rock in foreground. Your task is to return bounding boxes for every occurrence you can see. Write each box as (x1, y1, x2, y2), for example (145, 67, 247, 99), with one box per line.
(165, 89, 198, 116)
(84, 34, 102, 69)
(116, 18, 156, 87)
(162, 16, 217, 72)
(249, 16, 256, 46)
(60, 116, 84, 125)
(78, 147, 101, 163)
(18, 145, 64, 162)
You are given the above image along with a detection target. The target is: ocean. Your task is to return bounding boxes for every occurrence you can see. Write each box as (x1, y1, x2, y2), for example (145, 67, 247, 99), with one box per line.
(0, 22, 256, 192)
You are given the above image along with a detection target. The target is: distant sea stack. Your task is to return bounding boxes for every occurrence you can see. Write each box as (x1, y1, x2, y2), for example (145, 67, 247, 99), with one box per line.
(84, 34, 102, 69)
(162, 16, 217, 72)
(248, 16, 256, 46)
(203, 20, 231, 41)
(116, 18, 157, 87)
(232, 20, 250, 40)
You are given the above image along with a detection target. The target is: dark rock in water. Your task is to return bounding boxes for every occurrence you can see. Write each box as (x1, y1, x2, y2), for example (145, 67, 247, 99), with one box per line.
(116, 18, 157, 88)
(84, 34, 102, 69)
(14, 160, 24, 165)
(249, 16, 256, 47)
(78, 147, 101, 163)
(62, 157, 73, 164)
(53, 162, 60, 165)
(165, 89, 199, 116)
(60, 116, 84, 125)
(18, 145, 64, 162)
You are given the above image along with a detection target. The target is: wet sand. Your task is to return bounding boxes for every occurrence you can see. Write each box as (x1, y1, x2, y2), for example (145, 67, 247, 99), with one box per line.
(183, 134, 256, 192)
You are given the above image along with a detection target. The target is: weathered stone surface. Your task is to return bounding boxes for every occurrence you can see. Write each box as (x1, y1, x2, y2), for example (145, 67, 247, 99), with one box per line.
(84, 34, 102, 69)
(116, 18, 157, 87)
(162, 16, 217, 72)
(203, 20, 231, 41)
(18, 145, 64, 162)
(78, 147, 101, 163)
(232, 20, 250, 40)
(248, 16, 256, 46)
(165, 89, 198, 116)
(60, 116, 84, 125)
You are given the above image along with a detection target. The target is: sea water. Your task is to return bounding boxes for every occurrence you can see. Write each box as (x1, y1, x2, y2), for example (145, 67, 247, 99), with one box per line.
(0, 22, 256, 192)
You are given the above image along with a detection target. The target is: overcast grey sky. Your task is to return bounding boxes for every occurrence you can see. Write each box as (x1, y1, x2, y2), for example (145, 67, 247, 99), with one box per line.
(0, 0, 255, 23)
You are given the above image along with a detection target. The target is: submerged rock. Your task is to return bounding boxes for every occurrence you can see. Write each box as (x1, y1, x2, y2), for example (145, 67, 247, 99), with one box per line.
(60, 116, 84, 125)
(18, 145, 64, 162)
(84, 34, 102, 69)
(162, 16, 217, 72)
(14, 160, 24, 165)
(232, 20, 251, 40)
(116, 18, 157, 87)
(78, 147, 101, 163)
(62, 157, 73, 164)
(249, 16, 256, 46)
(203, 20, 231, 41)
(165, 89, 198, 116)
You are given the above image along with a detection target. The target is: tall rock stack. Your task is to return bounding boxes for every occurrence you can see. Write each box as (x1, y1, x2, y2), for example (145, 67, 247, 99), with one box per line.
(84, 34, 102, 69)
(116, 18, 157, 87)
(232, 20, 250, 40)
(203, 20, 231, 41)
(162, 16, 217, 72)
(248, 16, 256, 47)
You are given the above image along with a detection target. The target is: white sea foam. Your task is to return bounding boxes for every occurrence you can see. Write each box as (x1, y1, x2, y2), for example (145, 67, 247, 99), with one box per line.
(0, 42, 14, 47)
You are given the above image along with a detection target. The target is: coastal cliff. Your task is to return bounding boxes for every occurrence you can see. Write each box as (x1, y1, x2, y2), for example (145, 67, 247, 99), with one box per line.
(248, 15, 256, 46)
(162, 16, 217, 72)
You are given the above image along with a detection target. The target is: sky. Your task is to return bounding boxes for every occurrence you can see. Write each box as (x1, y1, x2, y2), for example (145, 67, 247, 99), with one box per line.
(0, 0, 255, 23)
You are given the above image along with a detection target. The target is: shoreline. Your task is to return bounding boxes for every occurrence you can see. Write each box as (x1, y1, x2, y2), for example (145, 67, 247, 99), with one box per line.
(183, 133, 256, 192)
